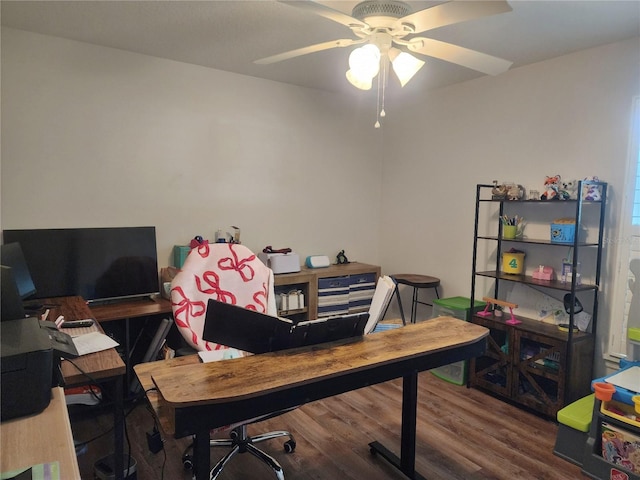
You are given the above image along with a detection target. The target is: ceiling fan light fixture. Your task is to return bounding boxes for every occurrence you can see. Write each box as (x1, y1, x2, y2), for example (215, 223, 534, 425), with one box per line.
(389, 48, 425, 87)
(348, 44, 381, 80)
(346, 69, 373, 90)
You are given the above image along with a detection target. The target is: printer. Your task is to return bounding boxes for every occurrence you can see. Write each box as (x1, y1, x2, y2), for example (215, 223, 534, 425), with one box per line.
(1, 317, 54, 421)
(1, 316, 78, 421)
(258, 252, 301, 274)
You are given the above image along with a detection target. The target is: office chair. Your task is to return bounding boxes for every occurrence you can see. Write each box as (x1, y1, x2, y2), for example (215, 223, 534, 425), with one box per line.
(170, 242, 296, 480)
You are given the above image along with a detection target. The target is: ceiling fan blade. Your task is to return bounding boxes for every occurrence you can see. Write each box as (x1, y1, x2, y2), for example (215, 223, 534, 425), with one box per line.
(279, 1, 367, 30)
(255, 38, 363, 65)
(408, 37, 512, 75)
(396, 1, 512, 35)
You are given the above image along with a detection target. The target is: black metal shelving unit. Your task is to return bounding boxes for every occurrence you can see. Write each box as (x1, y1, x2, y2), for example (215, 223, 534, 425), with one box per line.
(469, 181, 607, 416)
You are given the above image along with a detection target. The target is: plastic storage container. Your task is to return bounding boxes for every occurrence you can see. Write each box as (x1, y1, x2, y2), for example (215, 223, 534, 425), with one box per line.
(430, 296, 485, 385)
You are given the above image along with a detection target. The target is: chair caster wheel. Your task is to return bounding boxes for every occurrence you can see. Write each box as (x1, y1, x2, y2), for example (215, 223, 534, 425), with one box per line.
(182, 453, 193, 470)
(284, 439, 296, 453)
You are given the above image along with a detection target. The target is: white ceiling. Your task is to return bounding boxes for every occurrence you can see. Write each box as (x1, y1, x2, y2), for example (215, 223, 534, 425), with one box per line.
(2, 1, 639, 98)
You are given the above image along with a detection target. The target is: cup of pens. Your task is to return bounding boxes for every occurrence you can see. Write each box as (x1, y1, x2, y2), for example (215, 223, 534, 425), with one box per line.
(502, 215, 523, 239)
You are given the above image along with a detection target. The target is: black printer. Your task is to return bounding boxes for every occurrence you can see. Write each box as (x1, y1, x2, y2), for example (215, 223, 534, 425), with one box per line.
(1, 317, 53, 420)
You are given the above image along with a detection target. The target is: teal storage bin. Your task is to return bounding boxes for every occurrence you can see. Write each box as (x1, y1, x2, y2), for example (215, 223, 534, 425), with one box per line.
(173, 245, 191, 268)
(430, 296, 485, 385)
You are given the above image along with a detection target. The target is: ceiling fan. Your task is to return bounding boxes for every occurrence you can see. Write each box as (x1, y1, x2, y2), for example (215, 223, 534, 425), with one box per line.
(255, 1, 513, 126)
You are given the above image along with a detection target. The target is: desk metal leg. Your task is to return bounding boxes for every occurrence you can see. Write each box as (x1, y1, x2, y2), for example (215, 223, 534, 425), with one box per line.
(194, 428, 211, 480)
(369, 371, 426, 480)
(114, 375, 124, 480)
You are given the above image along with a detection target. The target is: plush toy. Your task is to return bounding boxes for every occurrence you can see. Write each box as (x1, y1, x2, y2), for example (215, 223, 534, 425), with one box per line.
(541, 175, 561, 200)
(491, 180, 508, 200)
(559, 179, 578, 200)
(582, 176, 602, 201)
(506, 183, 525, 201)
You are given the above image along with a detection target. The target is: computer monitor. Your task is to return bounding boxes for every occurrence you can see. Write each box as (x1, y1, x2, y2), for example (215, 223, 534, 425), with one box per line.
(1, 243, 37, 299)
(1, 266, 26, 321)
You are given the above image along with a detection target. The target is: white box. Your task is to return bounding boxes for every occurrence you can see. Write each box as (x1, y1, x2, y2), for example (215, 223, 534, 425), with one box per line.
(258, 252, 301, 274)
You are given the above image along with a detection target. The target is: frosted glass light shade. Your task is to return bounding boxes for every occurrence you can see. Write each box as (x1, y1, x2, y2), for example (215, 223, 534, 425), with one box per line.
(390, 49, 425, 87)
(346, 69, 373, 90)
(348, 44, 380, 79)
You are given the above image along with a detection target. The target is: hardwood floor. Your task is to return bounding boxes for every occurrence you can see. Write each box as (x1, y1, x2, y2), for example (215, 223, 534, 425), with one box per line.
(71, 371, 586, 479)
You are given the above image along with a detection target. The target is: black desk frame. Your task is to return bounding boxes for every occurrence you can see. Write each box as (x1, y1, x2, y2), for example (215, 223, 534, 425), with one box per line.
(171, 340, 486, 480)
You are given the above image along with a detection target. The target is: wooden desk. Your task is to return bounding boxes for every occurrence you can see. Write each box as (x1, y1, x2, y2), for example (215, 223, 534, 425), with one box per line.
(0, 387, 80, 479)
(135, 317, 488, 480)
(51, 297, 126, 385)
(90, 296, 172, 323)
(49, 297, 127, 480)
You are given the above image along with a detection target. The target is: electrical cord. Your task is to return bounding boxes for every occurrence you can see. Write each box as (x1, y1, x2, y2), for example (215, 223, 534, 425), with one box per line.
(64, 358, 141, 477)
(64, 360, 166, 478)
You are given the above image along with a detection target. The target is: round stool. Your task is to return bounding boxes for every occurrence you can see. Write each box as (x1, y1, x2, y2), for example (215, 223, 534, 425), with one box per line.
(391, 274, 440, 325)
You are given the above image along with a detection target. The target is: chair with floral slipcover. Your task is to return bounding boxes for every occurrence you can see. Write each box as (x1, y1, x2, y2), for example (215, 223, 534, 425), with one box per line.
(170, 242, 296, 480)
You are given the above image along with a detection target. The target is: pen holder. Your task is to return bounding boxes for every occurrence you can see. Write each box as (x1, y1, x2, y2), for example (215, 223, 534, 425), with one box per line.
(502, 225, 517, 239)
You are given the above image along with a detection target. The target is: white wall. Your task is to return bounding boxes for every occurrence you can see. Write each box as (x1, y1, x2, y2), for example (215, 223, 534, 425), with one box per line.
(2, 28, 639, 375)
(380, 38, 640, 375)
(1, 28, 383, 267)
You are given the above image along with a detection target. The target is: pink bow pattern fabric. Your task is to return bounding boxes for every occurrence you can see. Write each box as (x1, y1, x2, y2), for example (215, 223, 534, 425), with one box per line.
(170, 243, 275, 351)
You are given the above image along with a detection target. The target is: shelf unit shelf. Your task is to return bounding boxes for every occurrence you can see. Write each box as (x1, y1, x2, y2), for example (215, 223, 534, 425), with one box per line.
(475, 270, 599, 292)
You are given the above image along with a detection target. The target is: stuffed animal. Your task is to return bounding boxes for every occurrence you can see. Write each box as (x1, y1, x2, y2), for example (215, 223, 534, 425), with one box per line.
(541, 175, 561, 200)
(491, 180, 508, 200)
(506, 183, 525, 201)
(559, 179, 578, 200)
(582, 176, 602, 201)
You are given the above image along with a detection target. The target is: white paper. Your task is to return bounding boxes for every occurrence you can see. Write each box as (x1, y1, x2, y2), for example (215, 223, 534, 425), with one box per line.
(365, 275, 396, 334)
(72, 331, 119, 356)
(605, 366, 640, 393)
(198, 348, 242, 363)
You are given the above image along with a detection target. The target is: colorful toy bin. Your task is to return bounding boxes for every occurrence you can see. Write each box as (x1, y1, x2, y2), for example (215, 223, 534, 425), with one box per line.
(502, 250, 525, 274)
(551, 218, 576, 244)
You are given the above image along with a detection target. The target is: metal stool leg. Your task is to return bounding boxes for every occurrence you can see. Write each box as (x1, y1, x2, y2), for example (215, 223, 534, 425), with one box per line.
(395, 287, 407, 326)
(410, 287, 419, 324)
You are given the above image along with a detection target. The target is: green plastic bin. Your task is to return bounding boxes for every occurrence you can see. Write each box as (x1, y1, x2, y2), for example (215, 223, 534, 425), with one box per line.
(430, 296, 485, 385)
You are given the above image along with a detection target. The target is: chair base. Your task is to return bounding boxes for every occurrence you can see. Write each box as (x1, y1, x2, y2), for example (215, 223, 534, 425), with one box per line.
(183, 425, 296, 480)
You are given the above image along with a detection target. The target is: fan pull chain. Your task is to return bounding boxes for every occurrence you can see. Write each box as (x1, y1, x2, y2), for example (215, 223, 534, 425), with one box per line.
(374, 59, 388, 129)
(374, 64, 382, 128)
(380, 60, 387, 119)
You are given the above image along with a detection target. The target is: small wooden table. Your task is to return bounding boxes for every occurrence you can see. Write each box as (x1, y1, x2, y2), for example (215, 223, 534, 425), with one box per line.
(136, 316, 488, 480)
(0, 387, 80, 479)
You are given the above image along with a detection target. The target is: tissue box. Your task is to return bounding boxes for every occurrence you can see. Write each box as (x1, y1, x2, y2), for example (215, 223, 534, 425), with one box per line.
(258, 252, 300, 274)
(551, 219, 576, 244)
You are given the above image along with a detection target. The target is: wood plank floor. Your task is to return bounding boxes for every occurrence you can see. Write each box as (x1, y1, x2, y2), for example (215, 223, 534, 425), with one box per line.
(71, 371, 586, 479)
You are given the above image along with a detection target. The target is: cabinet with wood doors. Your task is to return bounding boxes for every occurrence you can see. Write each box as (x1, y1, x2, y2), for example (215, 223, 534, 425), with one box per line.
(469, 180, 607, 417)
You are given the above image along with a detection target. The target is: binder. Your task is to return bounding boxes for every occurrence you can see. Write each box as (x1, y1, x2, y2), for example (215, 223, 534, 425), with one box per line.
(203, 299, 369, 354)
